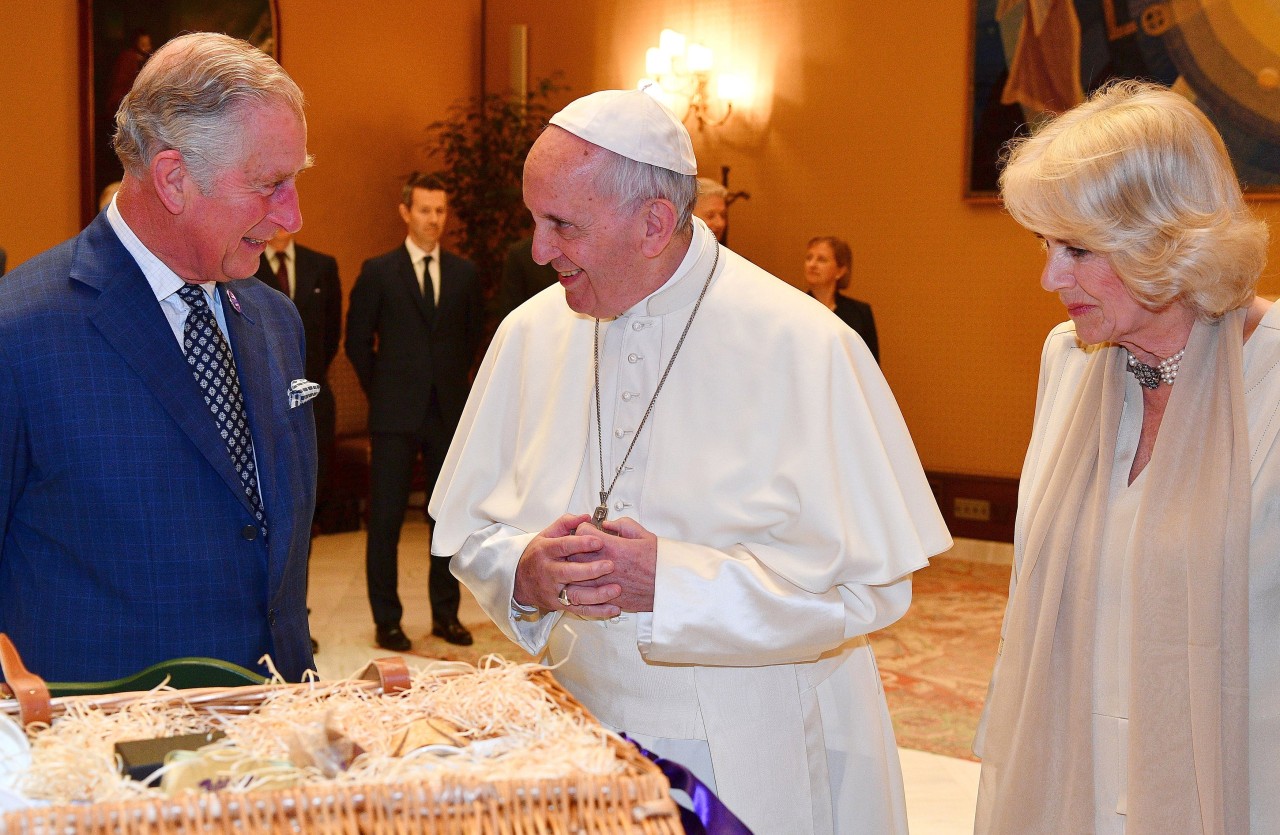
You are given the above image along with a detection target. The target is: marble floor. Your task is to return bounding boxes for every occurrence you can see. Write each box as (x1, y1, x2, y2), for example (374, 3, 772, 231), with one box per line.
(307, 519, 982, 834)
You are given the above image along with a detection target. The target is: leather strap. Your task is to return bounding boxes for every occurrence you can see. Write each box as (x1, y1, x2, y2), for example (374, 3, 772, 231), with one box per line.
(0, 633, 52, 727)
(361, 656, 411, 695)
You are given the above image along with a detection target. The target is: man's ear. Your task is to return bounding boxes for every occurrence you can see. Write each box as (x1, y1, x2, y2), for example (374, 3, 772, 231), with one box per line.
(150, 150, 191, 216)
(639, 198, 679, 258)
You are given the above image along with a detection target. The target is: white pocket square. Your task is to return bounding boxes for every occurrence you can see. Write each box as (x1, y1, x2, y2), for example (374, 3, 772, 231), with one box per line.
(288, 379, 320, 409)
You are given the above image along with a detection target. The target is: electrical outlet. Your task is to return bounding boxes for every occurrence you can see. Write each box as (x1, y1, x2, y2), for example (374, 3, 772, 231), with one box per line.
(954, 497, 992, 522)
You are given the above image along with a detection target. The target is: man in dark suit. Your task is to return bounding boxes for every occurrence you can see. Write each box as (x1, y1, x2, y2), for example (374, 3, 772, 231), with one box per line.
(257, 230, 340, 655)
(496, 236, 557, 319)
(0, 33, 317, 683)
(257, 230, 341, 525)
(345, 173, 482, 651)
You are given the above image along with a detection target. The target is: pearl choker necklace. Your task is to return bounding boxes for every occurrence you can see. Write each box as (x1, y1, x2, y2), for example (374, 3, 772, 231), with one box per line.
(1126, 349, 1184, 389)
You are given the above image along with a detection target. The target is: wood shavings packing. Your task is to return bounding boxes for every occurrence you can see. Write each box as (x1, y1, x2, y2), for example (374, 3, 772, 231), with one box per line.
(14, 657, 625, 806)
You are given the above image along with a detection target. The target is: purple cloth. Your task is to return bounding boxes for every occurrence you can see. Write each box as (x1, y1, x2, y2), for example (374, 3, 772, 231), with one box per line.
(624, 736, 754, 834)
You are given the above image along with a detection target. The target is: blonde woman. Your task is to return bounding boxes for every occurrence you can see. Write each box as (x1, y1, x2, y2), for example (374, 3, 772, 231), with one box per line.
(975, 80, 1275, 833)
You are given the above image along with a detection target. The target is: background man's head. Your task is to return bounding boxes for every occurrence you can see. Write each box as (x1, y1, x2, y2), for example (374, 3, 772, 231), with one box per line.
(98, 181, 121, 211)
(268, 228, 295, 250)
(693, 177, 728, 242)
(399, 172, 449, 252)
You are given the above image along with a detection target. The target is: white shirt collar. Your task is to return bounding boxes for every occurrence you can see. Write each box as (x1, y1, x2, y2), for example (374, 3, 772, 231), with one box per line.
(404, 237, 441, 266)
(623, 218, 718, 318)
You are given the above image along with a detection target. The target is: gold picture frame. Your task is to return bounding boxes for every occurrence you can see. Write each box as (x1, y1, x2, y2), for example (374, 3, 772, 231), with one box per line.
(78, 0, 281, 226)
(965, 0, 1280, 201)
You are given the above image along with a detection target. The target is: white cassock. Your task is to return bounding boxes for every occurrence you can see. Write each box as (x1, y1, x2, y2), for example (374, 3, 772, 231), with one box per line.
(430, 220, 952, 834)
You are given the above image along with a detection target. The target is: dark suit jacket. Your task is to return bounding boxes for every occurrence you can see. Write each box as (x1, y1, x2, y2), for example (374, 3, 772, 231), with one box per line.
(831, 294, 880, 363)
(345, 244, 482, 433)
(497, 236, 558, 319)
(0, 213, 317, 683)
(256, 244, 341, 396)
(256, 244, 341, 480)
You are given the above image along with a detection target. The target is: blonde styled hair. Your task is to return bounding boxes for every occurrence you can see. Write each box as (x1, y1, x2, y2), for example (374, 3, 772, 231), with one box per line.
(999, 80, 1268, 320)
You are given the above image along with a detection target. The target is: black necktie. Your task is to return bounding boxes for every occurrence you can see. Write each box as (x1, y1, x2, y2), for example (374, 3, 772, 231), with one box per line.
(177, 283, 266, 536)
(421, 255, 435, 309)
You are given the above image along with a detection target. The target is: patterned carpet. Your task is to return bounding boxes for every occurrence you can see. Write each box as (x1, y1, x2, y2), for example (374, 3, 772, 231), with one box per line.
(391, 554, 1010, 762)
(401, 623, 533, 665)
(871, 557, 1009, 761)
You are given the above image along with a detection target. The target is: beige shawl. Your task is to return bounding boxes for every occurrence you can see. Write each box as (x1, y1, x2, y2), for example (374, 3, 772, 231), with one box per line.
(977, 308, 1250, 833)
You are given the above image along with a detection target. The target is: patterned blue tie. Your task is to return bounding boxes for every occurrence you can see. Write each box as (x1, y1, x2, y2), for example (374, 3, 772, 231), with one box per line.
(177, 283, 266, 536)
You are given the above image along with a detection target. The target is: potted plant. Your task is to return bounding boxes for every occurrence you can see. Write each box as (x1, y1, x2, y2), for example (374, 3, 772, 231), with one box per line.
(426, 76, 566, 324)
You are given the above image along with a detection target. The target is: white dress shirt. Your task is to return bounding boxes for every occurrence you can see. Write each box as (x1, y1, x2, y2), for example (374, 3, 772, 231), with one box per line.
(105, 195, 230, 344)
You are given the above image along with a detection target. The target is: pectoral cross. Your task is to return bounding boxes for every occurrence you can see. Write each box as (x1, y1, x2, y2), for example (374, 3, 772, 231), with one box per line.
(592, 494, 608, 529)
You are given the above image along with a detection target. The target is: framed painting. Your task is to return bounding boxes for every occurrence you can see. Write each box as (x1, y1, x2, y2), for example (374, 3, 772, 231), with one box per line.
(965, 0, 1280, 201)
(78, 0, 280, 226)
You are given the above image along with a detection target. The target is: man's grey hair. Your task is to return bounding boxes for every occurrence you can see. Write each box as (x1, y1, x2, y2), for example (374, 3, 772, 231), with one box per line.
(696, 177, 728, 200)
(113, 32, 305, 192)
(594, 151, 698, 233)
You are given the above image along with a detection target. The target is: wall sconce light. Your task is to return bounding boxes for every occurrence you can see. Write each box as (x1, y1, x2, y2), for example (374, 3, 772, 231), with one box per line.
(639, 28, 749, 129)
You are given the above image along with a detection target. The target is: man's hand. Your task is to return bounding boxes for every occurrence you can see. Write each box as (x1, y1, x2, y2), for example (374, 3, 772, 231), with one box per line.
(566, 517, 657, 613)
(513, 514, 623, 618)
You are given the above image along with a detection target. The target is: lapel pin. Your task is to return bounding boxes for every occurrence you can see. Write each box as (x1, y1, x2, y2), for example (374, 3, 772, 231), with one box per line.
(226, 289, 242, 313)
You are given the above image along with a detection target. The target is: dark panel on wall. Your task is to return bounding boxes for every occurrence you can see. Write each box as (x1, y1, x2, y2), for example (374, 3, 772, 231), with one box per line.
(926, 470, 1018, 543)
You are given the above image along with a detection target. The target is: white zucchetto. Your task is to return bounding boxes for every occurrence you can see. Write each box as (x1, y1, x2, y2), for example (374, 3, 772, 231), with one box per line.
(548, 88, 697, 176)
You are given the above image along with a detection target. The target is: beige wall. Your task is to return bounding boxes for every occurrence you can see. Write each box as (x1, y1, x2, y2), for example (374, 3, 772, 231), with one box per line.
(3, 0, 1278, 477)
(0, 2, 80, 266)
(0, 0, 482, 433)
(485, 0, 1280, 477)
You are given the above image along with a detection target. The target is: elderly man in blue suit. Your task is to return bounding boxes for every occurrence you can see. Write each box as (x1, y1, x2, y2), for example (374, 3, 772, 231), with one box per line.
(0, 32, 318, 683)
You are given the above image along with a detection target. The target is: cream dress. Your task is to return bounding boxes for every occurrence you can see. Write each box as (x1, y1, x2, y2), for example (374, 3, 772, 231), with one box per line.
(430, 221, 952, 834)
(1010, 307, 1280, 832)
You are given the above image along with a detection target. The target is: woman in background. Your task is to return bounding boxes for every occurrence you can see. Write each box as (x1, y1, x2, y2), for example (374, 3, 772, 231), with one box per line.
(974, 80, 1275, 833)
(805, 235, 879, 362)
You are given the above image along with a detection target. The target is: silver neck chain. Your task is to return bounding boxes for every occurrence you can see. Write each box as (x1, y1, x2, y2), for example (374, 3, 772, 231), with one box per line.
(591, 245, 720, 526)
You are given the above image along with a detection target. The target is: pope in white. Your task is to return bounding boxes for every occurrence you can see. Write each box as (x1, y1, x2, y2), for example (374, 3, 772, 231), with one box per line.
(429, 88, 951, 834)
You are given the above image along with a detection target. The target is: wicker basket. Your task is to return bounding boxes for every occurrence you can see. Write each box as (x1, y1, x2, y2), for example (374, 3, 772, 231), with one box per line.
(0, 654, 683, 834)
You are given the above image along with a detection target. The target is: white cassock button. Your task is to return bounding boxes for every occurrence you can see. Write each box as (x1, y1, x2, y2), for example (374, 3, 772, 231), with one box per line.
(622, 391, 637, 401)
(627, 353, 642, 363)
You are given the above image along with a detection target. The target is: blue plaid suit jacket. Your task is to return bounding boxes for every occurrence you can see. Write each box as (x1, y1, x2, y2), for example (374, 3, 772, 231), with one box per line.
(0, 213, 317, 683)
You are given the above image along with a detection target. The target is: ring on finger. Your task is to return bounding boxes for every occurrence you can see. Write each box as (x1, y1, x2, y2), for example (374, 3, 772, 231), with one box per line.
(558, 587, 572, 607)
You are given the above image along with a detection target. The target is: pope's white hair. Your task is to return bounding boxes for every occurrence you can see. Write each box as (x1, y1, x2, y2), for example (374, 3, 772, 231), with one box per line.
(593, 149, 698, 233)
